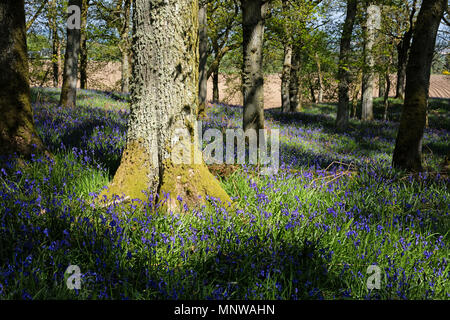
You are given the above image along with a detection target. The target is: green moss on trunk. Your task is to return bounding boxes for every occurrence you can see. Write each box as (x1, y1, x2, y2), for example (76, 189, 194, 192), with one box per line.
(159, 158, 232, 213)
(99, 140, 152, 203)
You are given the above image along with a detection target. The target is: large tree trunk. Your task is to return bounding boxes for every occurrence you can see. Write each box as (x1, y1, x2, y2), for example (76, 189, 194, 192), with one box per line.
(361, 4, 380, 122)
(79, 0, 89, 90)
(102, 0, 230, 211)
(120, 0, 131, 93)
(336, 0, 357, 130)
(198, 2, 208, 118)
(0, 0, 46, 157)
(392, 0, 446, 172)
(289, 48, 300, 112)
(241, 0, 267, 133)
(60, 0, 82, 108)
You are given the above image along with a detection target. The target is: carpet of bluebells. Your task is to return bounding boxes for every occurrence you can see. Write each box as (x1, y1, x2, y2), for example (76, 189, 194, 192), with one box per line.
(0, 87, 448, 300)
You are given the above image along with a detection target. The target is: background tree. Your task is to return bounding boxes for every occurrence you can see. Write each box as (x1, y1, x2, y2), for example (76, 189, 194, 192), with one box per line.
(395, 0, 417, 100)
(198, 0, 208, 118)
(102, 0, 230, 210)
(336, 0, 357, 129)
(92, 0, 133, 93)
(241, 0, 269, 133)
(361, 3, 381, 122)
(47, 0, 62, 87)
(79, 0, 90, 89)
(268, 0, 324, 112)
(279, 0, 293, 112)
(0, 0, 46, 157)
(392, 0, 447, 171)
(59, 0, 82, 108)
(207, 0, 241, 102)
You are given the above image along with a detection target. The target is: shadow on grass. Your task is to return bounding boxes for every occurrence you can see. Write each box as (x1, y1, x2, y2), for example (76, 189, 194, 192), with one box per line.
(171, 237, 348, 299)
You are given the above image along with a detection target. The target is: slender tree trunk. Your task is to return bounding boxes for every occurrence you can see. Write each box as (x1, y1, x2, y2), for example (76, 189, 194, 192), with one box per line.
(351, 71, 362, 118)
(281, 0, 292, 113)
(52, 34, 60, 87)
(102, 0, 230, 210)
(213, 71, 219, 102)
(336, 0, 357, 129)
(79, 0, 88, 89)
(315, 53, 323, 103)
(60, 0, 82, 108)
(48, 0, 60, 87)
(289, 48, 300, 112)
(393, 0, 446, 171)
(309, 77, 316, 104)
(198, 2, 208, 118)
(211, 37, 220, 102)
(383, 71, 391, 120)
(57, 40, 62, 85)
(120, 0, 131, 93)
(241, 0, 267, 133)
(361, 4, 380, 122)
(395, 1, 416, 100)
(378, 72, 385, 98)
(395, 42, 408, 99)
(281, 40, 292, 112)
(0, 0, 46, 157)
(120, 49, 129, 92)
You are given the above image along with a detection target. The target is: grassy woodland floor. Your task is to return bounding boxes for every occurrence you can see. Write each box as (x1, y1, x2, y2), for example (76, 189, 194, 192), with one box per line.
(0, 87, 448, 299)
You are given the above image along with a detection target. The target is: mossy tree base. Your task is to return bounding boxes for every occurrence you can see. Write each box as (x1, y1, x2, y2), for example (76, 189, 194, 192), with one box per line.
(98, 140, 153, 204)
(99, 140, 232, 213)
(159, 161, 232, 213)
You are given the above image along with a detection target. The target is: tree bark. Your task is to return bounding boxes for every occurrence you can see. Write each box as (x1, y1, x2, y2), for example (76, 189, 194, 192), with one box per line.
(309, 76, 316, 104)
(395, 41, 408, 99)
(102, 0, 230, 211)
(48, 0, 60, 87)
(361, 4, 380, 122)
(79, 0, 89, 89)
(395, 1, 416, 100)
(378, 72, 385, 98)
(315, 52, 323, 103)
(0, 0, 46, 157)
(241, 0, 267, 133)
(213, 71, 219, 102)
(392, 0, 446, 172)
(289, 48, 300, 112)
(60, 0, 82, 108)
(198, 2, 208, 118)
(281, 41, 292, 112)
(383, 71, 390, 120)
(281, 0, 292, 113)
(336, 0, 357, 129)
